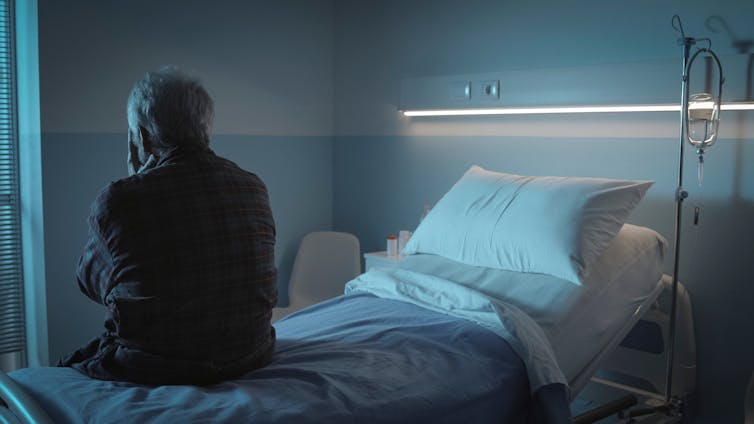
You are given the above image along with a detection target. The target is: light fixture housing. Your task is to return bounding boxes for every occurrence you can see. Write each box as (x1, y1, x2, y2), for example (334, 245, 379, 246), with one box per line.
(400, 102, 754, 117)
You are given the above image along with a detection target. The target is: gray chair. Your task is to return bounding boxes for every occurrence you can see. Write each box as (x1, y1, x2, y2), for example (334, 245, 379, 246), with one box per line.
(272, 231, 360, 323)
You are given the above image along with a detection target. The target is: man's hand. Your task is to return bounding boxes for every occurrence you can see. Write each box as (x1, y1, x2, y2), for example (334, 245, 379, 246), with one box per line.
(128, 137, 140, 176)
(128, 137, 158, 176)
(137, 154, 158, 174)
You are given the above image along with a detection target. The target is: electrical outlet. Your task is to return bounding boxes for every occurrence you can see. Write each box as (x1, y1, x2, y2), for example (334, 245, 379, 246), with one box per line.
(448, 81, 471, 100)
(477, 80, 500, 99)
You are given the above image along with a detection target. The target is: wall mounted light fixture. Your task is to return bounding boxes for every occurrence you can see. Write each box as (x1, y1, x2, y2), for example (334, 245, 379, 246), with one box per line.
(401, 102, 754, 117)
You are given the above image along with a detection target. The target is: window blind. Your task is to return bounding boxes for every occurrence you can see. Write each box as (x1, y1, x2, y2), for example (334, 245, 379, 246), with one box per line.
(0, 0, 25, 356)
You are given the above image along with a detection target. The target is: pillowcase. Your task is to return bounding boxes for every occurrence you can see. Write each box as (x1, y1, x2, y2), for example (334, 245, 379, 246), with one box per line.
(402, 165, 653, 284)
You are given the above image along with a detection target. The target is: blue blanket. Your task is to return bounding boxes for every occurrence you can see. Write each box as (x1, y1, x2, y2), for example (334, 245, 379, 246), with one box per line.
(11, 293, 569, 423)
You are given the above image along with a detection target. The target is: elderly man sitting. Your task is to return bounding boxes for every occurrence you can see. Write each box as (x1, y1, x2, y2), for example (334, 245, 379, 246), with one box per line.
(60, 68, 278, 385)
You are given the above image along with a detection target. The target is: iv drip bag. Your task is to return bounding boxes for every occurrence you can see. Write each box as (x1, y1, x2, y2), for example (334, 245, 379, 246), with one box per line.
(687, 92, 719, 152)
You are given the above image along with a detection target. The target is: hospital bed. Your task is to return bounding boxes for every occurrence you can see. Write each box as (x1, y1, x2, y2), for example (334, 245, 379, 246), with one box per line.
(0, 167, 669, 423)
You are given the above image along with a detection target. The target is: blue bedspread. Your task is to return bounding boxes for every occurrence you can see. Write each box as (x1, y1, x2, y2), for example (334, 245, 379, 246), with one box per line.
(11, 293, 570, 423)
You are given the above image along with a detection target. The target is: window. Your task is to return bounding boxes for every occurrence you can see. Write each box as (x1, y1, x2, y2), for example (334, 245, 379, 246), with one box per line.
(0, 0, 25, 364)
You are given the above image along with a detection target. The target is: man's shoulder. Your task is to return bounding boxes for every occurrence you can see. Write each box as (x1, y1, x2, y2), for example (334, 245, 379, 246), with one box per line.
(201, 156, 270, 198)
(211, 155, 266, 185)
(91, 168, 166, 212)
(88, 177, 139, 218)
(98, 174, 145, 200)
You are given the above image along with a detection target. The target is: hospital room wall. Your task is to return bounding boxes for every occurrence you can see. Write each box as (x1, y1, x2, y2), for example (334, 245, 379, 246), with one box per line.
(37, 0, 335, 365)
(331, 1, 754, 422)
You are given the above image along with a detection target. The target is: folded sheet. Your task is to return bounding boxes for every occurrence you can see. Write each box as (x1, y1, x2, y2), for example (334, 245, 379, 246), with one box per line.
(346, 267, 567, 393)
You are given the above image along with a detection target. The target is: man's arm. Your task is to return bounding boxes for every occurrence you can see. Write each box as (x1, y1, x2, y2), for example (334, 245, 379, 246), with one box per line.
(76, 196, 115, 305)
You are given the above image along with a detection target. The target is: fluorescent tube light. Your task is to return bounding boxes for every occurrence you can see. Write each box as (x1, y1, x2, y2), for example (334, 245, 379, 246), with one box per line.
(401, 102, 754, 117)
(722, 102, 754, 111)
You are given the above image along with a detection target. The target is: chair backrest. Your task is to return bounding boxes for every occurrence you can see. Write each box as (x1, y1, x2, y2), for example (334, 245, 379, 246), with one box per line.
(287, 231, 361, 309)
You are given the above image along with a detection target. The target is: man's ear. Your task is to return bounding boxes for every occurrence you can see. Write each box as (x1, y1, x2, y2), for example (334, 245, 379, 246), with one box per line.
(138, 126, 153, 155)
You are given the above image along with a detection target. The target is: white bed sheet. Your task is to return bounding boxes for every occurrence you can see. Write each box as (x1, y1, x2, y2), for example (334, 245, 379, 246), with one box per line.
(393, 223, 666, 394)
(345, 267, 567, 393)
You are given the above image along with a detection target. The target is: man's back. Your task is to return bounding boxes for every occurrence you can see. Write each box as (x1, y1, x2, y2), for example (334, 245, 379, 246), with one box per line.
(66, 145, 277, 385)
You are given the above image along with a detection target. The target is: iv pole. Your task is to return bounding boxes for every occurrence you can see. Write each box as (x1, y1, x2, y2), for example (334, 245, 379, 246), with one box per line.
(625, 15, 724, 421)
(625, 20, 695, 420)
(663, 20, 692, 414)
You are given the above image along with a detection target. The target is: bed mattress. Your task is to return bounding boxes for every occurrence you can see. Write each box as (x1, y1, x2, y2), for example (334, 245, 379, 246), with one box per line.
(10, 293, 570, 423)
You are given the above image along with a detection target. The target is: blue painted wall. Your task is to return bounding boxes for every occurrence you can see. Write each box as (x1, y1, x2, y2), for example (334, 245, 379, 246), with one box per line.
(332, 1, 754, 422)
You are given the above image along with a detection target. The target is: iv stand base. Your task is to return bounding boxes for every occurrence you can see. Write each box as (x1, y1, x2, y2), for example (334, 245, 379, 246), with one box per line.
(620, 396, 684, 423)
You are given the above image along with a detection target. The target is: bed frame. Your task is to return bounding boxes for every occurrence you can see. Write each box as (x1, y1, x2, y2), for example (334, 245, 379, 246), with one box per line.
(0, 367, 52, 424)
(574, 275, 697, 422)
(0, 276, 693, 424)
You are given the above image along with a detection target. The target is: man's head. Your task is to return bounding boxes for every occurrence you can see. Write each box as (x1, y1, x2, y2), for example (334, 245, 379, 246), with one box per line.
(127, 67, 214, 159)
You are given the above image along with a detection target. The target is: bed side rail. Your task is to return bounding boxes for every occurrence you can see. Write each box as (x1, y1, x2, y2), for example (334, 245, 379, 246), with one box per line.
(0, 370, 52, 424)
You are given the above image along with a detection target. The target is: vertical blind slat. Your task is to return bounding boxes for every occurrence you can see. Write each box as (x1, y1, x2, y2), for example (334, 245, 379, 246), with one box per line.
(0, 0, 26, 356)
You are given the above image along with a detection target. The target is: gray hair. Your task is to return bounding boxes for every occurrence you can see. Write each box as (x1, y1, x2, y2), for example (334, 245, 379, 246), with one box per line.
(127, 67, 214, 151)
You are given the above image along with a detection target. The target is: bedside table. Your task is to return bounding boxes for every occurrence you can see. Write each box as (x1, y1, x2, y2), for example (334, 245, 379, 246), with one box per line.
(363, 251, 406, 271)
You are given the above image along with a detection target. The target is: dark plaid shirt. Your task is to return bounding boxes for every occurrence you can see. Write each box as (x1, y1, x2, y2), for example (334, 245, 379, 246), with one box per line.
(60, 145, 277, 385)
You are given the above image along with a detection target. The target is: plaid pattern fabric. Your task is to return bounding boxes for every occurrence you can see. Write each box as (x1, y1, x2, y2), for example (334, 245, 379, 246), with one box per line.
(61, 145, 278, 385)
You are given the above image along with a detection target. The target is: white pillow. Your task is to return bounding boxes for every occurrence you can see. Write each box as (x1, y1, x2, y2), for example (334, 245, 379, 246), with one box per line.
(402, 165, 653, 284)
